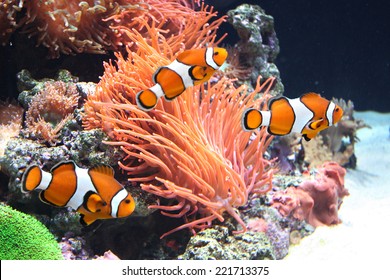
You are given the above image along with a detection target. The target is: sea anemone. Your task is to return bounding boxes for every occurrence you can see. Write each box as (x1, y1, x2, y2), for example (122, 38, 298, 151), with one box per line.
(83, 21, 275, 237)
(0, 0, 23, 44)
(18, 0, 224, 57)
(24, 81, 79, 146)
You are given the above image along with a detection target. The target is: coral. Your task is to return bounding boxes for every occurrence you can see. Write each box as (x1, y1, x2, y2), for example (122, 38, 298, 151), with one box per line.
(269, 98, 368, 171)
(59, 232, 92, 260)
(264, 219, 290, 259)
(319, 99, 370, 168)
(302, 134, 333, 168)
(83, 19, 275, 237)
(0, 101, 23, 159)
(178, 226, 275, 260)
(49, 211, 83, 238)
(0, 204, 63, 260)
(0, 0, 23, 44)
(301, 99, 369, 169)
(271, 162, 349, 227)
(17, 69, 79, 105)
(269, 134, 304, 174)
(24, 80, 79, 146)
(94, 250, 120, 260)
(227, 4, 283, 93)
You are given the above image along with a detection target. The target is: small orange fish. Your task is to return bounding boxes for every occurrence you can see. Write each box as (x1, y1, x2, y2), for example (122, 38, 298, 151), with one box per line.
(136, 47, 228, 111)
(242, 92, 344, 141)
(21, 161, 135, 225)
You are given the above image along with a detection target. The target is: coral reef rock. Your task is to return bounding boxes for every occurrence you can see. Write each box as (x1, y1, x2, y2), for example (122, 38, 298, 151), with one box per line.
(178, 226, 275, 260)
(227, 4, 283, 94)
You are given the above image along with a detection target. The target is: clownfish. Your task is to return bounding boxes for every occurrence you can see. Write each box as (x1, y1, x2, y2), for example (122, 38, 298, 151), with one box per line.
(242, 92, 344, 141)
(136, 47, 228, 111)
(21, 161, 135, 225)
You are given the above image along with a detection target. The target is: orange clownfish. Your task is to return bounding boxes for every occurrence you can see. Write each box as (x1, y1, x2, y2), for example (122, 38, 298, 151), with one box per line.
(136, 47, 228, 111)
(21, 161, 135, 225)
(242, 92, 344, 141)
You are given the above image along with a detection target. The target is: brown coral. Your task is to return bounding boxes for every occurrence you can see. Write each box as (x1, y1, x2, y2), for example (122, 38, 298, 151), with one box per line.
(25, 81, 79, 146)
(271, 162, 349, 227)
(83, 21, 275, 237)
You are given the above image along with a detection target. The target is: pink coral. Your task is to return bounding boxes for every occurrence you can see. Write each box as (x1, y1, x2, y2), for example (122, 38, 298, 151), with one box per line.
(271, 162, 349, 227)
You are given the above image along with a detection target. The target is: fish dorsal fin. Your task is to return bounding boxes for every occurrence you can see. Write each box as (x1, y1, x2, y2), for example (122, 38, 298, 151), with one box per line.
(83, 191, 106, 213)
(176, 49, 198, 64)
(308, 119, 324, 130)
(50, 161, 76, 175)
(89, 164, 115, 177)
(301, 92, 321, 99)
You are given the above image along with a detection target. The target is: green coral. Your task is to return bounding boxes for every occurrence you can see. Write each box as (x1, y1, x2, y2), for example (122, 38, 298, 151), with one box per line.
(0, 204, 63, 260)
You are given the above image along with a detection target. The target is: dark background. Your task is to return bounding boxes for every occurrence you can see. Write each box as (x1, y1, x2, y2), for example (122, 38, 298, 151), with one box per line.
(206, 0, 390, 112)
(0, 0, 389, 112)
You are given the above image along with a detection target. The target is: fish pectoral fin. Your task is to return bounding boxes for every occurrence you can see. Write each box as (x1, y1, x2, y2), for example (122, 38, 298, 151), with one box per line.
(189, 65, 208, 81)
(308, 119, 324, 130)
(83, 191, 105, 213)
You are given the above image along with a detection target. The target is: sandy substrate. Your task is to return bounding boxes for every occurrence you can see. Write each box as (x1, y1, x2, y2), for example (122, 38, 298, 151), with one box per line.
(285, 111, 390, 260)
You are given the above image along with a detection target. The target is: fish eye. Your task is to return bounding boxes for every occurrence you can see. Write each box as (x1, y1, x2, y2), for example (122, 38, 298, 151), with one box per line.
(335, 108, 340, 112)
(125, 199, 131, 204)
(214, 52, 219, 55)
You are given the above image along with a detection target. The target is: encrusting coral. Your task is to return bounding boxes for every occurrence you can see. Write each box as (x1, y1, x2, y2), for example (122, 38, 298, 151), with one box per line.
(271, 162, 349, 227)
(83, 17, 276, 237)
(0, 204, 63, 260)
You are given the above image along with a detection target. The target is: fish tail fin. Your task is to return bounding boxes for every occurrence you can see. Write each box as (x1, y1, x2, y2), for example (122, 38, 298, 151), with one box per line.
(242, 108, 263, 131)
(21, 165, 42, 193)
(136, 89, 159, 111)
